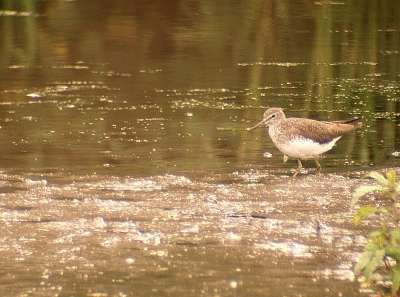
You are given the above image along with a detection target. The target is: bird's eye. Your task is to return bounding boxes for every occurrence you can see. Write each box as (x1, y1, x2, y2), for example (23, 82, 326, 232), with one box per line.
(271, 114, 276, 119)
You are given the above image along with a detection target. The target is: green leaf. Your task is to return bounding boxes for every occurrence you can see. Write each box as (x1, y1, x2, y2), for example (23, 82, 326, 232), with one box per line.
(364, 242, 380, 252)
(386, 170, 397, 186)
(368, 230, 385, 240)
(368, 171, 389, 186)
(396, 182, 400, 194)
(363, 249, 385, 283)
(354, 206, 381, 226)
(390, 230, 400, 242)
(392, 268, 400, 296)
(386, 242, 400, 262)
(379, 207, 392, 217)
(354, 251, 374, 274)
(351, 185, 383, 207)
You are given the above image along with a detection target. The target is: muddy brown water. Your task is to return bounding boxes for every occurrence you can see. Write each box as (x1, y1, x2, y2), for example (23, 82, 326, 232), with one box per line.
(1, 1, 400, 296)
(0, 171, 374, 297)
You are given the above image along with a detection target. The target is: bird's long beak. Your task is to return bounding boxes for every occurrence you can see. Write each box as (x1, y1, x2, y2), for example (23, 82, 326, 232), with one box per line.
(248, 118, 268, 131)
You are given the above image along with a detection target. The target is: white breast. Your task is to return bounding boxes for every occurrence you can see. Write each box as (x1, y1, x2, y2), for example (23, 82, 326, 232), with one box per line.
(272, 136, 341, 159)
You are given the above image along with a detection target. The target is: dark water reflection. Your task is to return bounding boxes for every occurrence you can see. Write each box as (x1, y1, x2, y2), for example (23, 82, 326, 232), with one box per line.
(0, 1, 399, 177)
(0, 0, 400, 296)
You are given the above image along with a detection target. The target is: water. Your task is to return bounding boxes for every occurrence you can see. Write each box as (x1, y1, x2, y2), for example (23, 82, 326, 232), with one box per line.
(0, 0, 400, 296)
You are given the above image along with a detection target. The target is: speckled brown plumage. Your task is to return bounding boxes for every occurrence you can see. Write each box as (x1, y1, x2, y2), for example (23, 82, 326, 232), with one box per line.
(249, 108, 362, 177)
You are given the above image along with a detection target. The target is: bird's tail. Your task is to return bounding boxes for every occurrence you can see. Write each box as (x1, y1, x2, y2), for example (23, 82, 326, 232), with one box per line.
(331, 118, 362, 128)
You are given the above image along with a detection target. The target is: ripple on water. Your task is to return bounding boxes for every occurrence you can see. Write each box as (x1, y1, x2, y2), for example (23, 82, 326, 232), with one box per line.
(0, 171, 371, 296)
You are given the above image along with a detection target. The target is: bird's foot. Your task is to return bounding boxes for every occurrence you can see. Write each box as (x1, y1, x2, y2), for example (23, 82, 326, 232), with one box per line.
(292, 159, 307, 178)
(292, 168, 308, 178)
(315, 159, 322, 174)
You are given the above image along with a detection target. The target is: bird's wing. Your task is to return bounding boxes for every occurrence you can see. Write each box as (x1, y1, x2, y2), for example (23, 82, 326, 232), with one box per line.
(286, 118, 361, 144)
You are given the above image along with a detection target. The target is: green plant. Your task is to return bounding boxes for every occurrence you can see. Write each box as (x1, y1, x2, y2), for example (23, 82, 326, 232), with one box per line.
(351, 170, 400, 297)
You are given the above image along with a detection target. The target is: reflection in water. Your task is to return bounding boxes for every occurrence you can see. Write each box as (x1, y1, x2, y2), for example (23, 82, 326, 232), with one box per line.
(0, 0, 399, 296)
(0, 1, 398, 176)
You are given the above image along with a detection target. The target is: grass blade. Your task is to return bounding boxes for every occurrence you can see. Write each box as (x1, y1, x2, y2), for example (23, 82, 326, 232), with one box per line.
(392, 268, 400, 296)
(351, 185, 382, 207)
(367, 171, 389, 186)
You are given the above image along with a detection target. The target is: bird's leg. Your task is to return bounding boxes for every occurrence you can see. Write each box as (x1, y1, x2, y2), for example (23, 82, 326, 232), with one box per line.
(293, 159, 302, 178)
(315, 158, 322, 174)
